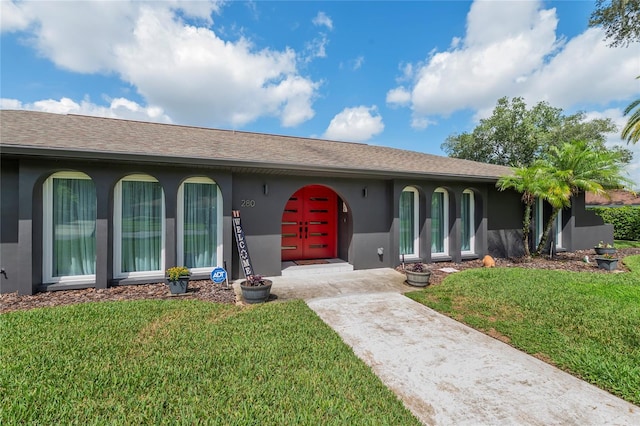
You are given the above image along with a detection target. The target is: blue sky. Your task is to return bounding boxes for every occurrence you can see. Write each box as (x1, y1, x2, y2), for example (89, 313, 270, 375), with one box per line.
(2, 0, 639, 188)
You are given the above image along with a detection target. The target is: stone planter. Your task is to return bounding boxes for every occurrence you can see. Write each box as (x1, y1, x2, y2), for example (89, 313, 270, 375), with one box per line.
(240, 279, 273, 304)
(405, 269, 432, 287)
(166, 277, 189, 294)
(595, 257, 619, 271)
(594, 247, 616, 256)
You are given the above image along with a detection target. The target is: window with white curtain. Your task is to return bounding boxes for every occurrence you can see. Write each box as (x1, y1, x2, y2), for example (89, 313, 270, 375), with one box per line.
(177, 177, 222, 272)
(43, 172, 96, 284)
(431, 188, 449, 256)
(114, 174, 165, 278)
(399, 187, 419, 259)
(555, 209, 563, 249)
(461, 190, 475, 254)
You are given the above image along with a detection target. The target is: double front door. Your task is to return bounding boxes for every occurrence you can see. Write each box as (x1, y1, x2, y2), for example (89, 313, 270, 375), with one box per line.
(281, 185, 337, 261)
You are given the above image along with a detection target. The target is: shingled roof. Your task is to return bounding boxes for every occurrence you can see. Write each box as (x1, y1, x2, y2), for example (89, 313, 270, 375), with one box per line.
(1, 110, 511, 181)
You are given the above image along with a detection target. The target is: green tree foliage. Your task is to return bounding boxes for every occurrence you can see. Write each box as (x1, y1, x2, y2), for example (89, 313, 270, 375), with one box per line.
(590, 206, 640, 240)
(442, 97, 629, 167)
(534, 141, 633, 255)
(622, 77, 640, 145)
(589, 0, 640, 47)
(496, 163, 561, 257)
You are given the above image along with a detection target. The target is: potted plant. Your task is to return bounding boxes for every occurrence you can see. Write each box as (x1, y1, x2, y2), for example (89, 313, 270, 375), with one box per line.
(403, 262, 432, 287)
(594, 241, 616, 256)
(165, 266, 190, 294)
(240, 274, 272, 304)
(594, 253, 619, 271)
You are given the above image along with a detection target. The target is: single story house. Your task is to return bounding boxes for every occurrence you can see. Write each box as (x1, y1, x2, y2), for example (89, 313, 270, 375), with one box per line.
(0, 110, 613, 295)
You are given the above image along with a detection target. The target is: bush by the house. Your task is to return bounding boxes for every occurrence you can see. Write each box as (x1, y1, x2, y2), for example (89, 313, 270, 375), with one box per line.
(590, 206, 640, 241)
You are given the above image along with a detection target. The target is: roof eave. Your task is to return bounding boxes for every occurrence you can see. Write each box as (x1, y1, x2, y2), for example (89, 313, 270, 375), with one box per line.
(0, 144, 503, 182)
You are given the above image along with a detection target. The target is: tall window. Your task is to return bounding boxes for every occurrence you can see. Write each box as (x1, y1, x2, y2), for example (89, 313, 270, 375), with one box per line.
(114, 175, 165, 278)
(461, 190, 475, 253)
(399, 187, 419, 258)
(535, 198, 544, 246)
(431, 188, 449, 256)
(43, 172, 96, 283)
(555, 209, 563, 249)
(178, 178, 222, 271)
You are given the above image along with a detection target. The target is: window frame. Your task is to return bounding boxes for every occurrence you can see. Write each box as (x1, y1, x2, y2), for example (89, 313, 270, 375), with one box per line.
(42, 171, 96, 284)
(431, 188, 449, 257)
(461, 189, 475, 255)
(399, 187, 420, 260)
(177, 177, 223, 273)
(113, 174, 165, 279)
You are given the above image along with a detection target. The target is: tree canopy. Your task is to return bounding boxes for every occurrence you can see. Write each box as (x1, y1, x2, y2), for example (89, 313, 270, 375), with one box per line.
(442, 96, 631, 167)
(589, 0, 640, 47)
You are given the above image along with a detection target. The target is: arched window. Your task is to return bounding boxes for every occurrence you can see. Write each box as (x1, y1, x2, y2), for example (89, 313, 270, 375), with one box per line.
(399, 187, 419, 259)
(177, 177, 222, 271)
(114, 174, 165, 278)
(461, 189, 475, 254)
(431, 188, 449, 256)
(43, 171, 96, 283)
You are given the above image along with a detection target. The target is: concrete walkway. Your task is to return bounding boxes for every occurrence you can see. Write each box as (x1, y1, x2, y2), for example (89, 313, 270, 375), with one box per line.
(261, 268, 640, 425)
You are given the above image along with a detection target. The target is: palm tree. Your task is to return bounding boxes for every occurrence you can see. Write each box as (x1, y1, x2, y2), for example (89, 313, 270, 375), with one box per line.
(496, 163, 556, 257)
(534, 140, 633, 255)
(621, 76, 640, 144)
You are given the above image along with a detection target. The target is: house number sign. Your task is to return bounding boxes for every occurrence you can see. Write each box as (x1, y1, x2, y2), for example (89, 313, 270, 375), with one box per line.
(241, 199, 256, 207)
(232, 210, 255, 279)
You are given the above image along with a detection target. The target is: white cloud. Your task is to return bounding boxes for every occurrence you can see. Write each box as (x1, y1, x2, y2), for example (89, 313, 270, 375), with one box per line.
(312, 11, 333, 31)
(352, 55, 364, 70)
(2, 97, 172, 124)
(584, 109, 640, 190)
(389, 0, 640, 130)
(303, 34, 329, 62)
(4, 1, 319, 128)
(386, 87, 411, 107)
(0, 0, 31, 32)
(324, 106, 384, 142)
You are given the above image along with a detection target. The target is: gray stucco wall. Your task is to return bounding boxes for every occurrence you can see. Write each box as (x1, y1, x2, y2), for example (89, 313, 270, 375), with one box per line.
(2, 152, 616, 295)
(486, 186, 525, 258)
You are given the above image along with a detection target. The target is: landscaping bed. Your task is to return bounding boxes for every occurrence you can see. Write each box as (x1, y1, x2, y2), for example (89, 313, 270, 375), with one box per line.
(401, 248, 640, 285)
(3, 248, 639, 314)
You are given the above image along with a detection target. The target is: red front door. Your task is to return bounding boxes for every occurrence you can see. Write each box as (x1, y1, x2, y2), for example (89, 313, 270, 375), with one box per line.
(281, 185, 337, 261)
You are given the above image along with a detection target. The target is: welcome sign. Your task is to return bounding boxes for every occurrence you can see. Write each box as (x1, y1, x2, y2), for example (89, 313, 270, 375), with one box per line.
(232, 210, 255, 279)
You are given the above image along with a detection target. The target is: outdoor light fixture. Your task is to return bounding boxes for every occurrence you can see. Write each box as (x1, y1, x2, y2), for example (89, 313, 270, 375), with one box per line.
(263, 184, 269, 195)
(362, 186, 368, 198)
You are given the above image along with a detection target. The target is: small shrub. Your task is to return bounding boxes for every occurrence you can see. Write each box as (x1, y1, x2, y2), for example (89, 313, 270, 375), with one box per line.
(590, 206, 640, 241)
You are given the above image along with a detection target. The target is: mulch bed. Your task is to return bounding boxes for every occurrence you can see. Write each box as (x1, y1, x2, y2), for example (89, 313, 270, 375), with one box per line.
(2, 248, 639, 314)
(0, 279, 237, 314)
(397, 248, 640, 286)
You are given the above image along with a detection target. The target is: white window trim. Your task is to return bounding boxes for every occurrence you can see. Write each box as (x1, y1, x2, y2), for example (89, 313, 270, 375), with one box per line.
(462, 189, 475, 255)
(555, 209, 563, 249)
(43, 171, 96, 284)
(535, 198, 544, 245)
(431, 188, 449, 258)
(399, 187, 420, 261)
(177, 177, 223, 274)
(114, 174, 165, 279)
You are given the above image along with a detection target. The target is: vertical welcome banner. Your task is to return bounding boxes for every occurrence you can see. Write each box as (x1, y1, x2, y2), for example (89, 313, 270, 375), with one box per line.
(232, 210, 255, 279)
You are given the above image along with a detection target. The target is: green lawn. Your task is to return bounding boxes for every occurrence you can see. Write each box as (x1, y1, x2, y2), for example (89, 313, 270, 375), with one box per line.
(407, 255, 640, 406)
(0, 300, 419, 425)
(615, 239, 640, 248)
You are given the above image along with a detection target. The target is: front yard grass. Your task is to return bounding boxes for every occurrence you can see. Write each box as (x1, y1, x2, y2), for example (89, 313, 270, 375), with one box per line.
(407, 255, 640, 406)
(0, 300, 419, 425)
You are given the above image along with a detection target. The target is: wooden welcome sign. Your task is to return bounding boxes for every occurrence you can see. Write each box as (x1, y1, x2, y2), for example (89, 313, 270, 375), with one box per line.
(232, 210, 255, 279)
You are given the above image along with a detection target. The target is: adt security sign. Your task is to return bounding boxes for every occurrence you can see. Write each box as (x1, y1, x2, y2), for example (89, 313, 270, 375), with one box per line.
(211, 267, 227, 285)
